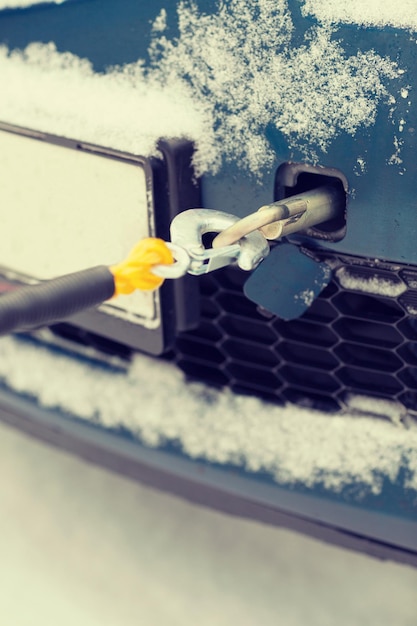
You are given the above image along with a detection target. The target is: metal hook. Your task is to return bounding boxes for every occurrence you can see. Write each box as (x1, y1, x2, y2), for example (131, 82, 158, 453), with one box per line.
(170, 209, 270, 274)
(151, 242, 191, 279)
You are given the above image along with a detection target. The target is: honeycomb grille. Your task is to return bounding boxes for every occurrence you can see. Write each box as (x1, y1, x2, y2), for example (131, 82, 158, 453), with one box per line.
(172, 252, 417, 414)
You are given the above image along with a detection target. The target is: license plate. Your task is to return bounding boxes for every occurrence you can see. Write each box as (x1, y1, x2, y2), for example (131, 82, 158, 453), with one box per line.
(0, 124, 196, 354)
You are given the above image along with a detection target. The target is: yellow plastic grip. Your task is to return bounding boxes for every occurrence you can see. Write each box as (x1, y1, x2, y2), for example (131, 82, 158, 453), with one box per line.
(110, 237, 174, 294)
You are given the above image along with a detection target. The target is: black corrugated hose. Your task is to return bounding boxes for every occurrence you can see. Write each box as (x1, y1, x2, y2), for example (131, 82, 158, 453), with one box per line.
(0, 266, 115, 335)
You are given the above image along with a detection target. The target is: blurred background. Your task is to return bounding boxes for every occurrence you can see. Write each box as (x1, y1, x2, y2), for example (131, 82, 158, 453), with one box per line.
(0, 419, 416, 626)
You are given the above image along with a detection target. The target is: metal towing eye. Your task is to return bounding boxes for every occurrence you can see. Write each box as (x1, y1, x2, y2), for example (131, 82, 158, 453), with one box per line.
(153, 209, 270, 278)
(153, 186, 342, 279)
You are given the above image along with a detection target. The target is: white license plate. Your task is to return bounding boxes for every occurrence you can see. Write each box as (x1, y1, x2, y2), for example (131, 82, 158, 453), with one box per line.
(0, 127, 160, 331)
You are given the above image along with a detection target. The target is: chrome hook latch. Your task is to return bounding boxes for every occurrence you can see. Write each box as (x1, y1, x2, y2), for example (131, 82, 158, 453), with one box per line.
(170, 209, 270, 276)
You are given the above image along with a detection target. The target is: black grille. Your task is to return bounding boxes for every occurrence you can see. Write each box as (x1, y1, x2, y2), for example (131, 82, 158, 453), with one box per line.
(172, 252, 417, 414)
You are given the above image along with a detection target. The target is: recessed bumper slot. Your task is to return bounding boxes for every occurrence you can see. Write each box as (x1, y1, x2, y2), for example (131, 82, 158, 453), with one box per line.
(274, 162, 348, 242)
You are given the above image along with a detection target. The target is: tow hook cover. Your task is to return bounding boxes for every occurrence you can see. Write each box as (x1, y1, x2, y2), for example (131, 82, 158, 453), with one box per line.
(244, 243, 332, 320)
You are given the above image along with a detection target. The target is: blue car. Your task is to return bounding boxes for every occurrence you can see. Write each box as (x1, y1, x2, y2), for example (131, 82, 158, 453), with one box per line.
(0, 0, 416, 567)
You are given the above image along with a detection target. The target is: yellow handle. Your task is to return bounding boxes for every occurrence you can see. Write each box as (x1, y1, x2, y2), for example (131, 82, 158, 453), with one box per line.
(110, 237, 174, 294)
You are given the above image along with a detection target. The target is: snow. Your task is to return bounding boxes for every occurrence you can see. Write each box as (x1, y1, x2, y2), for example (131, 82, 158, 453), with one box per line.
(336, 267, 407, 297)
(344, 394, 405, 427)
(388, 135, 405, 167)
(300, 0, 417, 31)
(1, 335, 417, 495)
(0, 0, 64, 7)
(1, 420, 417, 626)
(0, 42, 208, 167)
(355, 156, 367, 176)
(148, 0, 404, 171)
(294, 288, 315, 307)
(0, 0, 406, 176)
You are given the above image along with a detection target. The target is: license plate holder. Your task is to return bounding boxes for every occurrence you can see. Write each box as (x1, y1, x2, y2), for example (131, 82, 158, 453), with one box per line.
(0, 124, 199, 354)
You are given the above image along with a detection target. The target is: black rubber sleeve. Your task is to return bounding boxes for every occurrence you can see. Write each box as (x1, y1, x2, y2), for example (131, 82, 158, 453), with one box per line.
(0, 266, 115, 335)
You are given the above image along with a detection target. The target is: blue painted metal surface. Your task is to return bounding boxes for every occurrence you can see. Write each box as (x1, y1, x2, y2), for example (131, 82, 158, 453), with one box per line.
(1, 1, 415, 265)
